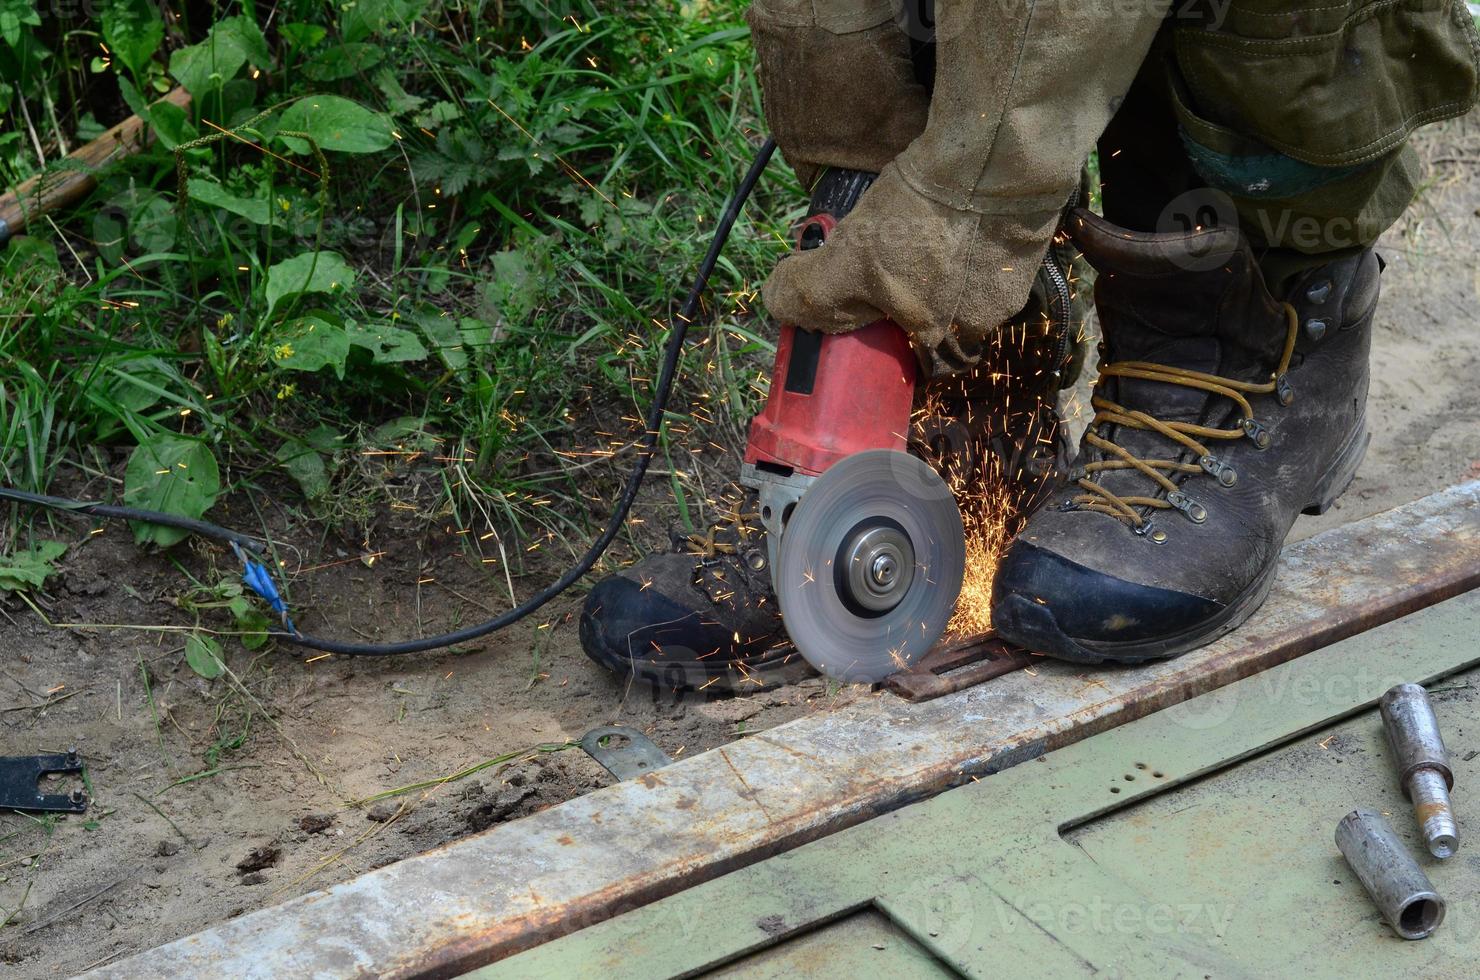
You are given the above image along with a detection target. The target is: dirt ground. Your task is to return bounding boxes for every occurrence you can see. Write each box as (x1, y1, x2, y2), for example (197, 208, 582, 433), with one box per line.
(4, 121, 1480, 977)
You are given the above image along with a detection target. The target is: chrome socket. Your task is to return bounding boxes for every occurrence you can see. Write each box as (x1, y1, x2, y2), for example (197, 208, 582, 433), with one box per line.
(1379, 683, 1459, 859)
(1335, 809, 1446, 940)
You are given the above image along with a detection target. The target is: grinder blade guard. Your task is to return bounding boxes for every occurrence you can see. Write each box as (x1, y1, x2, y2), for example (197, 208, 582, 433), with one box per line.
(741, 170, 965, 682)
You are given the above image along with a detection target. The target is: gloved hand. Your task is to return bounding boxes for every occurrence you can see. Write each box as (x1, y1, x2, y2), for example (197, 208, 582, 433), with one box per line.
(754, 0, 1173, 376)
(747, 0, 929, 188)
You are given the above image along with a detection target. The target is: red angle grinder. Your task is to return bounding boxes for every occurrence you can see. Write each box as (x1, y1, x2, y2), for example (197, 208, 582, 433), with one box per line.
(741, 170, 966, 683)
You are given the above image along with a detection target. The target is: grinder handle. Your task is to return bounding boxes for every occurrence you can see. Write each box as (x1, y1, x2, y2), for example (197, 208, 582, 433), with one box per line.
(744, 169, 917, 478)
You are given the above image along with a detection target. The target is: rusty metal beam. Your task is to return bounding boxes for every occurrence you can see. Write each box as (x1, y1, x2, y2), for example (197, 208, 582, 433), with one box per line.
(88, 482, 1480, 980)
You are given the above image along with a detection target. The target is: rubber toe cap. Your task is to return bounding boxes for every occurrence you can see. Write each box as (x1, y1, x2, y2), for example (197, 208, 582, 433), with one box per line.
(990, 540, 1221, 663)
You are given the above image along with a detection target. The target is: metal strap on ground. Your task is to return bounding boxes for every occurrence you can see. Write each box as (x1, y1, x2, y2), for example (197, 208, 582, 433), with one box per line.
(90, 481, 1480, 980)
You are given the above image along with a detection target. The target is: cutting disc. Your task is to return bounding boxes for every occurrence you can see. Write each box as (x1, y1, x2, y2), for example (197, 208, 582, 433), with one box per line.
(777, 449, 965, 683)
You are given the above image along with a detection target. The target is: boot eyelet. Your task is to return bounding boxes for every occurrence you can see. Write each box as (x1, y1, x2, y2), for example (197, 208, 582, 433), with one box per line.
(1166, 490, 1208, 525)
(1240, 418, 1272, 449)
(1199, 455, 1238, 487)
(1058, 499, 1079, 512)
(745, 550, 767, 572)
(1276, 375, 1295, 406)
(1305, 279, 1333, 304)
(1304, 318, 1329, 342)
(1134, 521, 1167, 544)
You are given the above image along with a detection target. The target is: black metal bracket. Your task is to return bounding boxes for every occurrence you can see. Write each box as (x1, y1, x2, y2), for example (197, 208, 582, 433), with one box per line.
(0, 750, 88, 814)
(579, 726, 672, 782)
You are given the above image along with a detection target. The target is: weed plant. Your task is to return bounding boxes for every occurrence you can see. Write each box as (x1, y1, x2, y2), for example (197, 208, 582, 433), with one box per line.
(1, 0, 796, 574)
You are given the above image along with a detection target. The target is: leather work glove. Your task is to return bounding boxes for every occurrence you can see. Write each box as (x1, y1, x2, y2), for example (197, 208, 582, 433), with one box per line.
(755, 0, 1173, 376)
(747, 0, 930, 188)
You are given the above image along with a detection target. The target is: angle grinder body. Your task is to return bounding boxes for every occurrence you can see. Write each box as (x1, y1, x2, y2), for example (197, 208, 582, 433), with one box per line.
(741, 170, 966, 683)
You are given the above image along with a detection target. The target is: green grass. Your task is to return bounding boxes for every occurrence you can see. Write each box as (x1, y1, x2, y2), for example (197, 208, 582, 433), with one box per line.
(0, 1, 796, 610)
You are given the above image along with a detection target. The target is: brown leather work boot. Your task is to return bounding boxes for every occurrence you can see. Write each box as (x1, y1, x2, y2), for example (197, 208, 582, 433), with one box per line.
(991, 209, 1378, 663)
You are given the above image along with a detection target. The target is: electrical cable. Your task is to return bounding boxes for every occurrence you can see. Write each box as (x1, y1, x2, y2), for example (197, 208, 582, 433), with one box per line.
(2, 137, 778, 656)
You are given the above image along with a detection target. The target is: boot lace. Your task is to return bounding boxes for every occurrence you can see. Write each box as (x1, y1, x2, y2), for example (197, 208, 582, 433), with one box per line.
(1072, 304, 1299, 528)
(682, 490, 764, 559)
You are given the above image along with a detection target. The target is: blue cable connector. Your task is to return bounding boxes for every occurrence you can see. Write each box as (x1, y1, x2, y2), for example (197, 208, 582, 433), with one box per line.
(231, 542, 296, 634)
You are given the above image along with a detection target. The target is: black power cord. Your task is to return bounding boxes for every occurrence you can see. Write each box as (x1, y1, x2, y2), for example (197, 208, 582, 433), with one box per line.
(2, 137, 778, 656)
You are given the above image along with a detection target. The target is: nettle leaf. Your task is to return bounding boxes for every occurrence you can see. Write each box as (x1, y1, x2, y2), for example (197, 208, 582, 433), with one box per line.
(184, 633, 225, 679)
(123, 435, 221, 548)
(188, 177, 270, 225)
(265, 251, 356, 316)
(169, 16, 269, 95)
(0, 540, 67, 592)
(273, 315, 351, 377)
(102, 0, 164, 78)
(347, 320, 428, 364)
(277, 95, 393, 154)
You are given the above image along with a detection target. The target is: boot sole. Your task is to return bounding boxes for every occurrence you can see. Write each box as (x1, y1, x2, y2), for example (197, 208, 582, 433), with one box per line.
(1301, 412, 1370, 516)
(995, 413, 1370, 666)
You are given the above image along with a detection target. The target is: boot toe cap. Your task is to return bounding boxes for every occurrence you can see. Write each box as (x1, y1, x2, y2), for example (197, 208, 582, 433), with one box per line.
(579, 572, 716, 678)
(990, 540, 1222, 663)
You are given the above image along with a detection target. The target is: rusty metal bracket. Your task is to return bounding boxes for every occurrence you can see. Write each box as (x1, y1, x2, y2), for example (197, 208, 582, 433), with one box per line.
(580, 726, 672, 781)
(0, 750, 87, 814)
(885, 633, 1039, 701)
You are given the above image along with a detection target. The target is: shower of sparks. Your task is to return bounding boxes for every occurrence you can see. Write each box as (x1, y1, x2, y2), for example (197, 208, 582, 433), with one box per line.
(909, 293, 1086, 638)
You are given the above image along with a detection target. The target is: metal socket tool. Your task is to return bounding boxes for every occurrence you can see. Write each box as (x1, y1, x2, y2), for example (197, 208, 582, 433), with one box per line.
(1379, 682, 1458, 858)
(1336, 809, 1446, 939)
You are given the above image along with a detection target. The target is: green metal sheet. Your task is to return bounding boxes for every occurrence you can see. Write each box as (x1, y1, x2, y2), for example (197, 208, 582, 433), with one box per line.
(710, 909, 956, 979)
(472, 587, 1480, 978)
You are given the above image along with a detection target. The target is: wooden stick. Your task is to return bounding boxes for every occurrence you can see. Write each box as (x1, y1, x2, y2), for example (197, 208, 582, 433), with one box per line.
(0, 86, 191, 242)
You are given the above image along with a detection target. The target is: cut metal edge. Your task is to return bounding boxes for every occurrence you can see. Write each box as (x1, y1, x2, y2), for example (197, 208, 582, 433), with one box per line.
(88, 481, 1480, 980)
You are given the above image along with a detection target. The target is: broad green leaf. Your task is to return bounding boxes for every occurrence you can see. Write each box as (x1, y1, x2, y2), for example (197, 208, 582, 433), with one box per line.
(276, 437, 330, 499)
(147, 99, 196, 149)
(273, 316, 350, 377)
(370, 416, 436, 451)
(131, 195, 179, 253)
(277, 95, 393, 154)
(279, 22, 327, 51)
(302, 424, 344, 453)
(123, 434, 221, 547)
(0, 540, 66, 592)
(341, 0, 427, 42)
(374, 68, 423, 113)
(188, 178, 270, 225)
(346, 320, 428, 364)
(304, 43, 384, 82)
(265, 251, 355, 316)
(234, 605, 272, 650)
(168, 15, 269, 95)
(184, 633, 225, 679)
(412, 311, 468, 371)
(102, 0, 164, 78)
